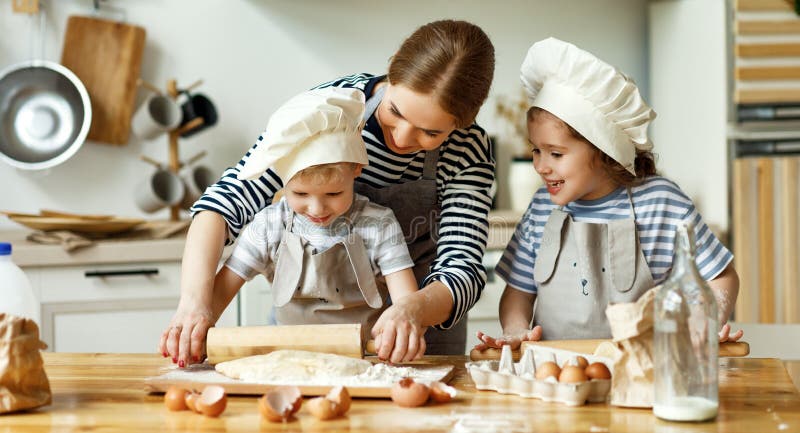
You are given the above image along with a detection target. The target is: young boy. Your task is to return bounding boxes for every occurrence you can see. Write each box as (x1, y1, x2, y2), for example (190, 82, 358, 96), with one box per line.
(476, 38, 742, 349)
(213, 87, 418, 345)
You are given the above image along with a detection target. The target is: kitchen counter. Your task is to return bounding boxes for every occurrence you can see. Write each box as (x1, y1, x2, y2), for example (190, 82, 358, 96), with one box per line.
(3, 353, 798, 432)
(2, 210, 523, 268)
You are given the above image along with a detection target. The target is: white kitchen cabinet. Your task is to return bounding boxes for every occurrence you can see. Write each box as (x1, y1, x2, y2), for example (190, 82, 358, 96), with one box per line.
(26, 261, 238, 353)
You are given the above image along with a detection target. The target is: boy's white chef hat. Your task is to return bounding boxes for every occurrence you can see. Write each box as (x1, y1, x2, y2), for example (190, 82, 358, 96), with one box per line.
(238, 87, 368, 181)
(520, 37, 656, 175)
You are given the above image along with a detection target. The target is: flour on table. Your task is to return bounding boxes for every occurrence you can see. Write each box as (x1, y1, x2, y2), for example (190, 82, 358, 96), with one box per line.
(207, 349, 447, 387)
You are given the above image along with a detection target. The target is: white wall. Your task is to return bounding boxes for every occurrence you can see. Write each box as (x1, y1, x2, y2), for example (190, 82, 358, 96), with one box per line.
(649, 0, 729, 232)
(0, 0, 648, 229)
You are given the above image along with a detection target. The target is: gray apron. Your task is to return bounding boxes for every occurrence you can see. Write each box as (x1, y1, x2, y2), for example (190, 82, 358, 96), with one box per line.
(532, 189, 655, 339)
(272, 209, 387, 344)
(353, 83, 467, 355)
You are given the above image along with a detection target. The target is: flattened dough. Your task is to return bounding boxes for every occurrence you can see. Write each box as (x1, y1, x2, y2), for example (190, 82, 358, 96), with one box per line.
(215, 350, 372, 382)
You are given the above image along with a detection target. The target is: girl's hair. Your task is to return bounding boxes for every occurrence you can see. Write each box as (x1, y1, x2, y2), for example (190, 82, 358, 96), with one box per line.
(388, 20, 495, 129)
(292, 162, 360, 184)
(528, 107, 657, 187)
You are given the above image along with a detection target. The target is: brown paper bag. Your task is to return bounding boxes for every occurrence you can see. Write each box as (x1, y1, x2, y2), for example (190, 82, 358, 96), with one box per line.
(602, 286, 659, 408)
(0, 313, 51, 413)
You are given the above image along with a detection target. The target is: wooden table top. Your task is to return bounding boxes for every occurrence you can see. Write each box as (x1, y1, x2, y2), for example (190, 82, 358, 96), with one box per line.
(2, 353, 798, 432)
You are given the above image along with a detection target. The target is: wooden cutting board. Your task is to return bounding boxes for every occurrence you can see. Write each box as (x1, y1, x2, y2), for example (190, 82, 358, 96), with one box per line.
(60, 16, 145, 145)
(469, 339, 750, 361)
(143, 361, 454, 398)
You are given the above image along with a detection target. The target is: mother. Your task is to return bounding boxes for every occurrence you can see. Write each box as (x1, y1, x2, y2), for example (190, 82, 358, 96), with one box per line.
(160, 19, 496, 365)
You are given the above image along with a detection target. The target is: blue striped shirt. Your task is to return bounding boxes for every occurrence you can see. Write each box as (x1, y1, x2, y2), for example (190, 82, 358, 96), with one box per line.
(191, 73, 495, 328)
(495, 176, 733, 294)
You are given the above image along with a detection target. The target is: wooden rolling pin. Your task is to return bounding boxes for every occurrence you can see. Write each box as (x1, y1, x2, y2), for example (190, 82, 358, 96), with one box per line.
(469, 339, 750, 361)
(206, 324, 378, 364)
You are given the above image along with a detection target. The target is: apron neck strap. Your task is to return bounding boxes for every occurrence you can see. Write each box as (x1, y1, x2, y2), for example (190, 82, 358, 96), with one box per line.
(364, 84, 386, 121)
(625, 187, 637, 219)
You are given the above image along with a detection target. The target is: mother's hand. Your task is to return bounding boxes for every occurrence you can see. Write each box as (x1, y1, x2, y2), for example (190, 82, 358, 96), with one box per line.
(371, 296, 427, 364)
(158, 300, 214, 367)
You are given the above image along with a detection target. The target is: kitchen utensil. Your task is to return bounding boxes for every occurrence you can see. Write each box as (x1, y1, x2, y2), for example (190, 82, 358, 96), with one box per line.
(143, 360, 454, 398)
(60, 16, 145, 145)
(133, 168, 186, 213)
(179, 163, 215, 210)
(178, 92, 217, 137)
(469, 339, 750, 361)
(0, 61, 91, 170)
(131, 94, 181, 140)
(3, 214, 144, 234)
(206, 324, 382, 365)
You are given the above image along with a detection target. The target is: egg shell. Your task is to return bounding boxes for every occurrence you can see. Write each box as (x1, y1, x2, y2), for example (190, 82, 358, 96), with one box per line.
(390, 377, 430, 408)
(307, 396, 340, 420)
(259, 386, 303, 422)
(428, 381, 457, 403)
(325, 386, 351, 415)
(558, 365, 588, 384)
(585, 362, 612, 380)
(184, 391, 201, 413)
(164, 386, 188, 411)
(535, 361, 561, 380)
(196, 385, 227, 417)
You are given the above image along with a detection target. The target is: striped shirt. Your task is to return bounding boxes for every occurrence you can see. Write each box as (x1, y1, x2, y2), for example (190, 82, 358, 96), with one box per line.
(225, 194, 414, 282)
(191, 73, 495, 328)
(495, 176, 733, 294)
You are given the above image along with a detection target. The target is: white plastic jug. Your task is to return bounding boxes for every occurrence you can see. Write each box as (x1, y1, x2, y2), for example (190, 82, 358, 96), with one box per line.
(0, 242, 40, 325)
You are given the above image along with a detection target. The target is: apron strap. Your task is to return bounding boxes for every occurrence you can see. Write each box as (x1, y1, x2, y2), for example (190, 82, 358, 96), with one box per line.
(272, 232, 305, 307)
(421, 148, 440, 180)
(364, 84, 385, 121)
(533, 208, 569, 283)
(608, 188, 638, 292)
(343, 233, 384, 308)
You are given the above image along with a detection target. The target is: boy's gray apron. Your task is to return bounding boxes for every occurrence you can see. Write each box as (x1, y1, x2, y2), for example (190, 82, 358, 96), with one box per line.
(532, 190, 655, 339)
(352, 84, 467, 355)
(272, 211, 387, 344)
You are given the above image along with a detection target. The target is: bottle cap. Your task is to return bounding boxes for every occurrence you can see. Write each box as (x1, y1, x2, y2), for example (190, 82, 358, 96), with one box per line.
(0, 242, 10, 255)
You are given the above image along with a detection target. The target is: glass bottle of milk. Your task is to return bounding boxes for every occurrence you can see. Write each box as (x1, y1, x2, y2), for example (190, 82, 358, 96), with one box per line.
(653, 223, 719, 422)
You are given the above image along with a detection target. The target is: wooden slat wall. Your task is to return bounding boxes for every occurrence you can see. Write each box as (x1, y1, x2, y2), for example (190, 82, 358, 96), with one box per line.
(733, 156, 800, 324)
(734, 0, 800, 104)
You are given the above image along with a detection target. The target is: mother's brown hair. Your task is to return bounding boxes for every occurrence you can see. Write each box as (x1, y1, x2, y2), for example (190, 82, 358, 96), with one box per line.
(388, 20, 495, 129)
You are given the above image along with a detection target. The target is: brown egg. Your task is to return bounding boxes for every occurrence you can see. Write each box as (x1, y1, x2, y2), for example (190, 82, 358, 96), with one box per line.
(259, 386, 303, 422)
(428, 381, 457, 403)
(559, 365, 588, 383)
(184, 391, 201, 413)
(307, 396, 340, 420)
(325, 386, 351, 415)
(164, 386, 188, 411)
(585, 362, 612, 380)
(390, 377, 430, 408)
(535, 361, 561, 380)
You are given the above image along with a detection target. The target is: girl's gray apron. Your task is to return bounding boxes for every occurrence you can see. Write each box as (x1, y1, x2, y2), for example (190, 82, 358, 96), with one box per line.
(532, 190, 655, 339)
(353, 84, 467, 355)
(271, 204, 387, 345)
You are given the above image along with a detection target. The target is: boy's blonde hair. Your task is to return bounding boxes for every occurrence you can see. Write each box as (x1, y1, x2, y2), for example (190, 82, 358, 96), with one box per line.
(292, 162, 361, 184)
(527, 107, 657, 187)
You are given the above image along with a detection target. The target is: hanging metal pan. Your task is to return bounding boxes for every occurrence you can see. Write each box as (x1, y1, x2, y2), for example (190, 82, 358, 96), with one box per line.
(0, 60, 91, 170)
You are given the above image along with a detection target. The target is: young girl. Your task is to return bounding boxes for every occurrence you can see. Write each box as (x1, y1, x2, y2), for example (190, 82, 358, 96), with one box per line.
(476, 37, 742, 350)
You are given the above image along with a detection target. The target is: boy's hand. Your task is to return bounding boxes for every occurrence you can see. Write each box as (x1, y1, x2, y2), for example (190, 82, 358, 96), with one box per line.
(718, 323, 744, 343)
(472, 327, 543, 351)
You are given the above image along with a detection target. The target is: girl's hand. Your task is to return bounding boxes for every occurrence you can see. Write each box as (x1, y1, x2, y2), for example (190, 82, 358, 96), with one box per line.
(472, 327, 543, 351)
(718, 323, 744, 343)
(158, 300, 214, 368)
(371, 296, 427, 364)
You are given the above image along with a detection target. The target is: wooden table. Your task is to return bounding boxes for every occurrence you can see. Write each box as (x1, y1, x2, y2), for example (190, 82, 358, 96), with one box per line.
(1, 353, 798, 432)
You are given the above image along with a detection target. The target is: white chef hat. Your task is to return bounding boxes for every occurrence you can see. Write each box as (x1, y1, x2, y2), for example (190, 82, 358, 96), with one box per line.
(520, 37, 656, 175)
(238, 87, 368, 181)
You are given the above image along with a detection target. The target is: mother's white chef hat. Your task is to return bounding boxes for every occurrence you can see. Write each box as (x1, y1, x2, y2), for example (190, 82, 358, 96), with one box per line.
(238, 87, 368, 181)
(520, 37, 656, 175)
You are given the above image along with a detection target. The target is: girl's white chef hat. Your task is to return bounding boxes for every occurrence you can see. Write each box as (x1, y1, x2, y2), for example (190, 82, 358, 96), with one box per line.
(520, 37, 656, 175)
(238, 87, 368, 181)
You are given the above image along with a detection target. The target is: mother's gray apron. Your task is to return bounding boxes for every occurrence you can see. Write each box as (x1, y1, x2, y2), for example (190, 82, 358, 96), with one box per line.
(353, 84, 467, 355)
(271, 209, 387, 345)
(532, 189, 655, 339)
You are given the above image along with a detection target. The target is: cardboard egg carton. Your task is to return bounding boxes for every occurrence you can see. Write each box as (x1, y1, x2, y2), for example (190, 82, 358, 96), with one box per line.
(466, 345, 612, 406)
